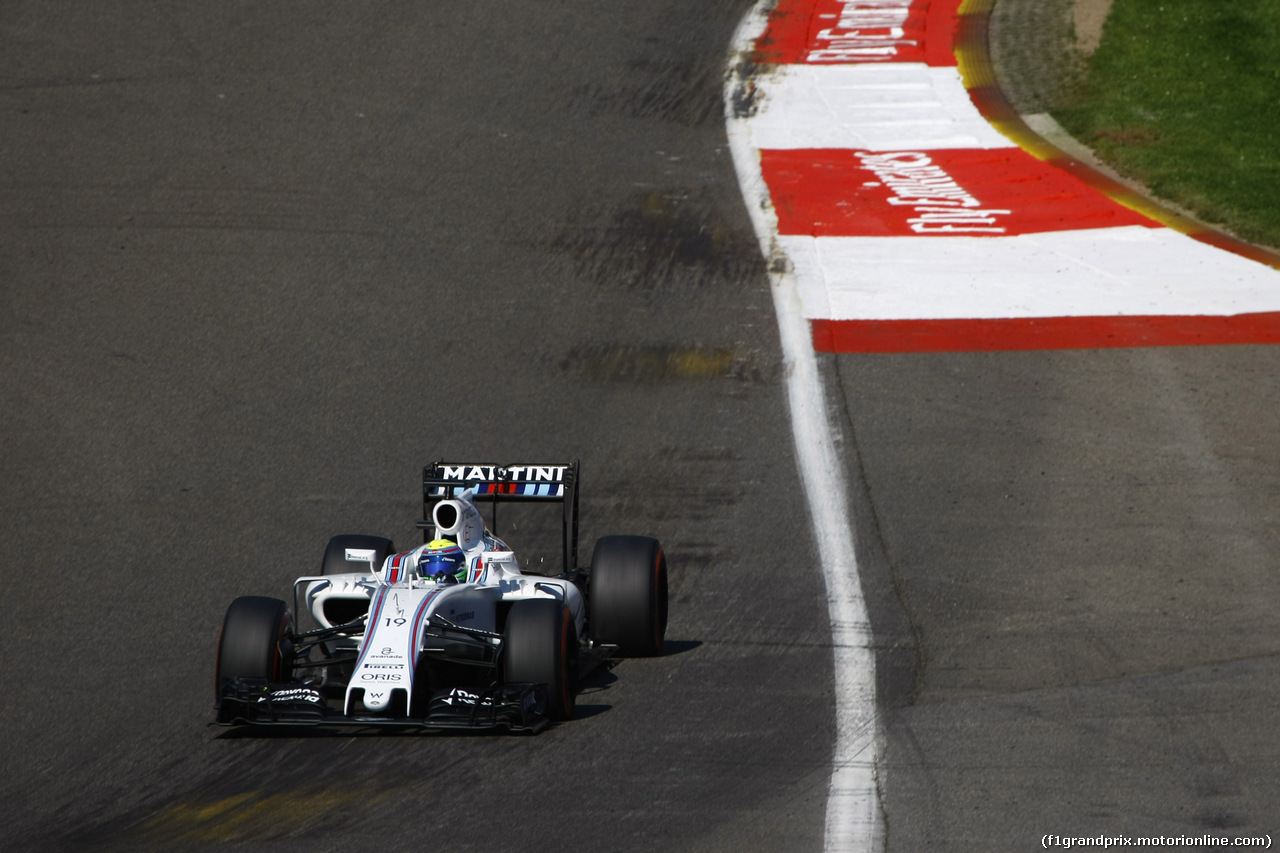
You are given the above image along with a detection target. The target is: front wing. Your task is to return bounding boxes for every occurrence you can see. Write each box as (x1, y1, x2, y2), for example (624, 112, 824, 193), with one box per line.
(214, 679, 549, 733)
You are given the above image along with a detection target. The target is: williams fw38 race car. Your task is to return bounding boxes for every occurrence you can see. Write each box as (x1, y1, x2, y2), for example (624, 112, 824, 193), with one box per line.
(214, 461, 668, 733)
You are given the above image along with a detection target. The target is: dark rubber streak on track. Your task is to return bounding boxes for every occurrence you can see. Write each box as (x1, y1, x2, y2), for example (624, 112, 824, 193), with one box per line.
(0, 3, 831, 851)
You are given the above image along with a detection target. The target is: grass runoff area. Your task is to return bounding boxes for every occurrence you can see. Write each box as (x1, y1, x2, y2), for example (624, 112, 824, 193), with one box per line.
(1052, 0, 1280, 249)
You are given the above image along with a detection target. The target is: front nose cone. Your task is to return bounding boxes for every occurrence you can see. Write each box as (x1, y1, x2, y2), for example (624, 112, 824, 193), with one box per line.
(362, 689, 391, 712)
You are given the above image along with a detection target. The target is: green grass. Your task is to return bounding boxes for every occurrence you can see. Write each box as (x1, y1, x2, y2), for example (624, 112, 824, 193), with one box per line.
(1052, 0, 1280, 249)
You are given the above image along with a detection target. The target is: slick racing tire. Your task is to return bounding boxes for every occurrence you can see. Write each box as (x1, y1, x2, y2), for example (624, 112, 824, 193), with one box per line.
(320, 534, 395, 575)
(504, 599, 576, 721)
(590, 535, 668, 657)
(215, 596, 294, 700)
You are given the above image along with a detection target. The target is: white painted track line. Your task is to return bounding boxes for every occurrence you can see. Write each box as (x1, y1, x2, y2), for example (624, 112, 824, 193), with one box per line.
(726, 5, 885, 852)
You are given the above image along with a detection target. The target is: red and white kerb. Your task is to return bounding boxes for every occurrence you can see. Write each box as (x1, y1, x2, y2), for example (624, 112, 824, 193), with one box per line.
(737, 0, 1280, 352)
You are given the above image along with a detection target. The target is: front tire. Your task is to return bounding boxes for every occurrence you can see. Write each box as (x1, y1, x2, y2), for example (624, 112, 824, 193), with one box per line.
(590, 535, 668, 657)
(504, 599, 576, 721)
(215, 596, 294, 700)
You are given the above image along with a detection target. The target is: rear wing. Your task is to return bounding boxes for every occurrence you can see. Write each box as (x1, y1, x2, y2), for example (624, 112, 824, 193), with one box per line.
(421, 461, 580, 572)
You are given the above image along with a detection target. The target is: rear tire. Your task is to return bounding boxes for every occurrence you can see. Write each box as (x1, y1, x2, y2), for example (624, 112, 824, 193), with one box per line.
(590, 535, 668, 657)
(504, 599, 576, 721)
(321, 534, 395, 575)
(215, 596, 294, 700)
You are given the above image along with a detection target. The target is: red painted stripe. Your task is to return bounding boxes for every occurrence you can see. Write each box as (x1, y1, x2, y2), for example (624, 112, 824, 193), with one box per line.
(762, 148, 1158, 237)
(922, 0, 963, 67)
(752, 0, 960, 66)
(812, 313, 1280, 352)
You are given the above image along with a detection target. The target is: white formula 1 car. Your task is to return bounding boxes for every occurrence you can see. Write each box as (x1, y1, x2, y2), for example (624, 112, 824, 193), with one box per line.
(214, 461, 668, 732)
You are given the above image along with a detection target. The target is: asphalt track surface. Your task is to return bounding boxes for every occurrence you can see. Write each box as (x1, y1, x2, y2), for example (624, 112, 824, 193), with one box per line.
(1, 2, 833, 850)
(5, 4, 1280, 853)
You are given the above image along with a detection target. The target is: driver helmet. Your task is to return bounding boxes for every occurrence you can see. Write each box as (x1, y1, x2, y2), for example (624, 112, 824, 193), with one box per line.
(419, 539, 466, 584)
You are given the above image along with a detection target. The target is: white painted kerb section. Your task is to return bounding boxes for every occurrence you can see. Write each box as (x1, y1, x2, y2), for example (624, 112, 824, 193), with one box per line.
(748, 63, 1012, 151)
(726, 6, 884, 853)
(783, 227, 1280, 321)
